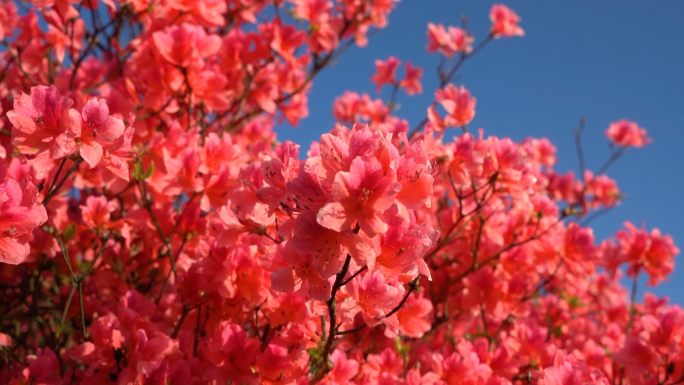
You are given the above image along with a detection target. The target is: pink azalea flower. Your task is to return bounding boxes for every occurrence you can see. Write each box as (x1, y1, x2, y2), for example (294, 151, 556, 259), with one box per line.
(371, 56, 401, 93)
(605, 119, 651, 147)
(397, 293, 433, 338)
(372, 206, 438, 279)
(435, 84, 477, 128)
(321, 350, 360, 385)
(7, 85, 80, 177)
(152, 24, 222, 67)
(612, 337, 657, 379)
(0, 332, 11, 346)
(317, 153, 402, 237)
(270, 244, 334, 300)
(347, 271, 403, 332)
(426, 23, 473, 57)
(80, 195, 117, 230)
(400, 61, 423, 96)
(490, 4, 524, 38)
(76, 98, 126, 169)
(0, 178, 48, 264)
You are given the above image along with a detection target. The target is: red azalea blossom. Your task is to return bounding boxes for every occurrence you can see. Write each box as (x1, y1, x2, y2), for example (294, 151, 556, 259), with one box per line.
(371, 56, 401, 93)
(434, 84, 477, 128)
(0, 2, 678, 385)
(400, 62, 423, 96)
(605, 119, 652, 147)
(0, 177, 47, 264)
(490, 4, 525, 38)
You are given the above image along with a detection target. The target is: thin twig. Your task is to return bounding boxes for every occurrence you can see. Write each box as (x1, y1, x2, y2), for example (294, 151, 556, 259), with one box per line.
(43, 158, 83, 206)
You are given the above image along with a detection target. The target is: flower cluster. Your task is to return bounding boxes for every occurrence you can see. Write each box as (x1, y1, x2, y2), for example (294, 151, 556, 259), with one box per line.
(0, 1, 680, 385)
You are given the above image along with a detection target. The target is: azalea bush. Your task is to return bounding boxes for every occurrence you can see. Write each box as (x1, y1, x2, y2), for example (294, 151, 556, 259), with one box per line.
(0, 0, 680, 384)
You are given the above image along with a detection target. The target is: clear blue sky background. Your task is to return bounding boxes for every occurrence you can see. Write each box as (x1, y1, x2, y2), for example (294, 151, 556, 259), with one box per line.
(274, 1, 684, 303)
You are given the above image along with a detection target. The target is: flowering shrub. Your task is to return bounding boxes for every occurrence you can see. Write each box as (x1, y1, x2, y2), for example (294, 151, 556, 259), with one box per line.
(0, 1, 680, 384)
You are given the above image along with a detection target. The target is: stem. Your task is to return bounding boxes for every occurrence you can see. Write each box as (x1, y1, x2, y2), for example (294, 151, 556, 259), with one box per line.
(336, 276, 421, 336)
(626, 269, 639, 336)
(340, 266, 367, 286)
(311, 254, 352, 383)
(60, 286, 76, 327)
(43, 158, 83, 206)
(387, 83, 400, 111)
(138, 180, 178, 286)
(78, 283, 88, 338)
(193, 304, 202, 357)
(596, 147, 626, 177)
(574, 117, 587, 182)
(409, 35, 493, 138)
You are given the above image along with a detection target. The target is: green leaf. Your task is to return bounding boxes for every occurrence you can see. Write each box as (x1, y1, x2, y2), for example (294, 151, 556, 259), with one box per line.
(63, 223, 76, 242)
(143, 161, 155, 179)
(133, 161, 155, 181)
(132, 161, 143, 181)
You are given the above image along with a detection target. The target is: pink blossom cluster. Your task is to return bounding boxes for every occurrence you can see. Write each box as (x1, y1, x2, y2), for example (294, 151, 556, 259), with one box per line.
(0, 1, 680, 385)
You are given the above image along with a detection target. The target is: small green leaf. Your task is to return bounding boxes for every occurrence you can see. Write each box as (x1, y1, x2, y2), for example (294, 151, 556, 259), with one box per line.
(143, 161, 155, 179)
(133, 161, 154, 181)
(63, 223, 76, 241)
(132, 161, 143, 181)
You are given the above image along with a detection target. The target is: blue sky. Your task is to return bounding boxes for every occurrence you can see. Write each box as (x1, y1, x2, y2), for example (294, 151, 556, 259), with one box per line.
(274, 2, 684, 303)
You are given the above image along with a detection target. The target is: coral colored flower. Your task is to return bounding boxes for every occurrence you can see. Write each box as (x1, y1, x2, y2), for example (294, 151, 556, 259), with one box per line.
(152, 24, 222, 67)
(7, 85, 80, 177)
(291, 0, 341, 53)
(427, 22, 451, 54)
(612, 337, 657, 378)
(435, 84, 476, 127)
(490, 4, 524, 38)
(449, 26, 473, 53)
(0, 178, 47, 264)
(117, 330, 179, 384)
(44, 11, 85, 63)
(397, 293, 433, 337)
(291, 0, 332, 22)
(321, 350, 359, 385)
(0, 332, 11, 346)
(400, 61, 423, 96)
(426, 23, 472, 57)
(371, 56, 401, 93)
(80, 196, 117, 230)
(270, 244, 334, 300)
(447, 132, 484, 185)
(614, 221, 680, 285)
(347, 271, 402, 333)
(24, 348, 62, 384)
(167, 0, 228, 28)
(317, 124, 380, 176)
(605, 119, 651, 147)
(431, 351, 493, 384)
(394, 135, 435, 212)
(0, 2, 680, 383)
(359, 347, 404, 383)
(27, 0, 79, 19)
(270, 21, 307, 63)
(563, 222, 598, 272)
(69, 313, 122, 376)
(641, 309, 684, 355)
(585, 171, 621, 208)
(205, 322, 260, 384)
(462, 265, 504, 310)
(256, 324, 309, 383)
(372, 206, 438, 279)
(76, 98, 126, 169)
(540, 350, 609, 385)
(289, 211, 375, 277)
(317, 154, 402, 237)
(0, 1, 18, 41)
